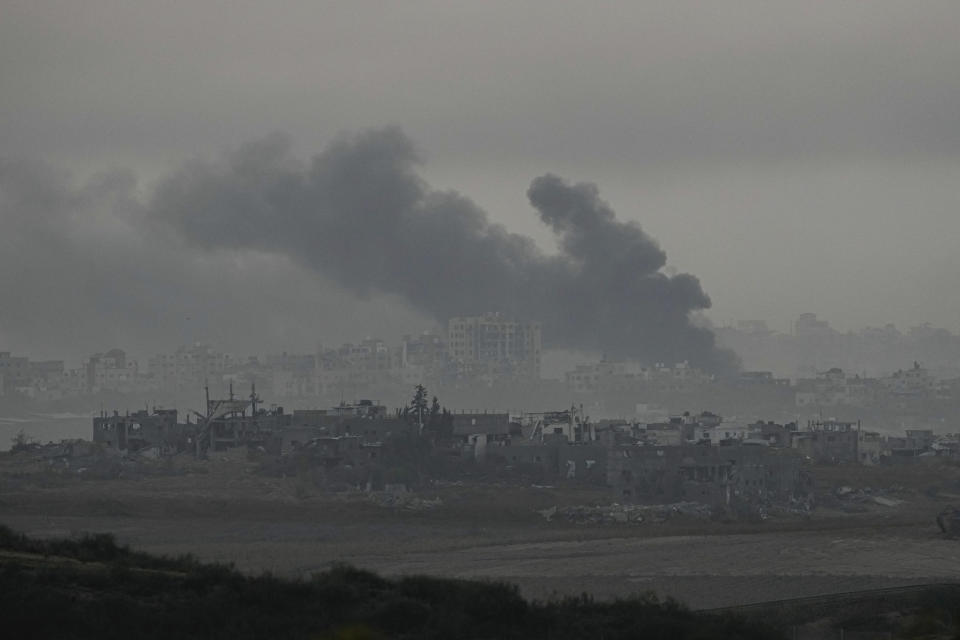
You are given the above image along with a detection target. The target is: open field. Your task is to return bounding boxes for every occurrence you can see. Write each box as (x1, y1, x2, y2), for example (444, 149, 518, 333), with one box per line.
(3, 453, 960, 610)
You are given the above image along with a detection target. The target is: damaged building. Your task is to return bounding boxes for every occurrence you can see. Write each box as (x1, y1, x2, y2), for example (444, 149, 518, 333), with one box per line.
(492, 406, 608, 485)
(608, 444, 806, 508)
(449, 412, 514, 461)
(283, 401, 416, 450)
(790, 419, 861, 464)
(289, 435, 380, 469)
(199, 385, 290, 454)
(93, 408, 189, 454)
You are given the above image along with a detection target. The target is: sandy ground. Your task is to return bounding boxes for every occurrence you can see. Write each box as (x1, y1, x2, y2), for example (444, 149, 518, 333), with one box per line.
(3, 455, 960, 609)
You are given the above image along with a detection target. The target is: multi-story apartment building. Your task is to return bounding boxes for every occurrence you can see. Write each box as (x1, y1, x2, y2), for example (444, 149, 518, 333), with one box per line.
(447, 312, 541, 381)
(86, 348, 140, 393)
(0, 352, 29, 394)
(148, 343, 234, 392)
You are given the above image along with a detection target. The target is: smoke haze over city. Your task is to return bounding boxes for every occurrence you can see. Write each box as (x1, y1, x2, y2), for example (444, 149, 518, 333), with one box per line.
(2, 1, 960, 367)
(150, 128, 734, 371)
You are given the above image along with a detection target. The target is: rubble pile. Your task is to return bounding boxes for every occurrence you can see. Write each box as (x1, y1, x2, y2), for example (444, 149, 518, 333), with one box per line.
(763, 496, 815, 518)
(538, 501, 714, 525)
(828, 485, 905, 511)
(368, 492, 443, 511)
(3, 440, 182, 481)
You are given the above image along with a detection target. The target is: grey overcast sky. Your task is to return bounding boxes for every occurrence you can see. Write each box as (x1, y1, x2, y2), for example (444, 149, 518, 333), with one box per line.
(2, 1, 959, 361)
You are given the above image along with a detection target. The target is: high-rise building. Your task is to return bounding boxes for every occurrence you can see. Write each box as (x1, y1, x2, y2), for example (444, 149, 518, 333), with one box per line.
(446, 312, 541, 381)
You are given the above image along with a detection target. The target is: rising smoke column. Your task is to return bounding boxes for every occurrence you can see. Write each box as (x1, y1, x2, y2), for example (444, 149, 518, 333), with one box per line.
(526, 174, 736, 372)
(152, 127, 738, 373)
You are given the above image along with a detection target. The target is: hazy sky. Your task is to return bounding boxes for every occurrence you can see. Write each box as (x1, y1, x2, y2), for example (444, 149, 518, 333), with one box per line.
(2, 1, 959, 361)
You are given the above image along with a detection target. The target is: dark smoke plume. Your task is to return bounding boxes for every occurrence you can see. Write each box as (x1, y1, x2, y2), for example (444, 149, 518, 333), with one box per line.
(152, 128, 739, 372)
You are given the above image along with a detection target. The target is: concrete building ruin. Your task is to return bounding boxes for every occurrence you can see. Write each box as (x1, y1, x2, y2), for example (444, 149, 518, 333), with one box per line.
(609, 444, 806, 508)
(791, 419, 861, 464)
(93, 408, 186, 453)
(522, 406, 594, 444)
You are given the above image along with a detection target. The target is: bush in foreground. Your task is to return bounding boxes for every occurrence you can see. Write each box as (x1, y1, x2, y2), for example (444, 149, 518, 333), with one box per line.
(0, 524, 779, 639)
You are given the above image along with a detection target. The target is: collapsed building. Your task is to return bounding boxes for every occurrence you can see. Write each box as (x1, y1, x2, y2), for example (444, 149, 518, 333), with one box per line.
(502, 440, 609, 485)
(451, 407, 809, 504)
(483, 406, 609, 485)
(790, 419, 862, 464)
(92, 386, 407, 458)
(448, 412, 514, 461)
(280, 403, 416, 455)
(201, 389, 289, 454)
(93, 408, 187, 454)
(91, 383, 292, 457)
(90, 393, 810, 510)
(608, 444, 806, 509)
(285, 435, 381, 471)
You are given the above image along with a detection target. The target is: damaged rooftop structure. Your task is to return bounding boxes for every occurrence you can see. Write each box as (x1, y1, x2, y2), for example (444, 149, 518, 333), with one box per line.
(484, 406, 609, 485)
(93, 386, 414, 459)
(93, 408, 186, 454)
(90, 392, 812, 513)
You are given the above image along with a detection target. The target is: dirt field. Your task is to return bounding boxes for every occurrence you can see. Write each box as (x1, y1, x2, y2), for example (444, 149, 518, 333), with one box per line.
(3, 453, 960, 610)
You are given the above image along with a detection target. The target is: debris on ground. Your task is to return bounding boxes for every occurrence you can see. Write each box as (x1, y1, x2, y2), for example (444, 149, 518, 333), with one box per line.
(827, 485, 907, 511)
(368, 492, 443, 511)
(539, 501, 713, 525)
(1, 439, 194, 483)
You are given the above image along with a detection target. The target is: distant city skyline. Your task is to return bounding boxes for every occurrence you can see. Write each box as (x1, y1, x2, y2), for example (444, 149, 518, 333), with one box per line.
(4, 309, 960, 373)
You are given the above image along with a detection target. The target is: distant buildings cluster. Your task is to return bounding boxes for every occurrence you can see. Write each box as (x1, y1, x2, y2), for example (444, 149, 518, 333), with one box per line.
(1, 313, 543, 401)
(5, 312, 960, 416)
(792, 362, 955, 408)
(717, 313, 960, 379)
(83, 381, 960, 514)
(564, 360, 711, 394)
(90, 394, 939, 512)
(0, 351, 76, 399)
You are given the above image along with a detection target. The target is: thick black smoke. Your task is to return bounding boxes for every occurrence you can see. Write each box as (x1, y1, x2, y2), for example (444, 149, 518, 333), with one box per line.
(0, 154, 426, 362)
(152, 128, 739, 373)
